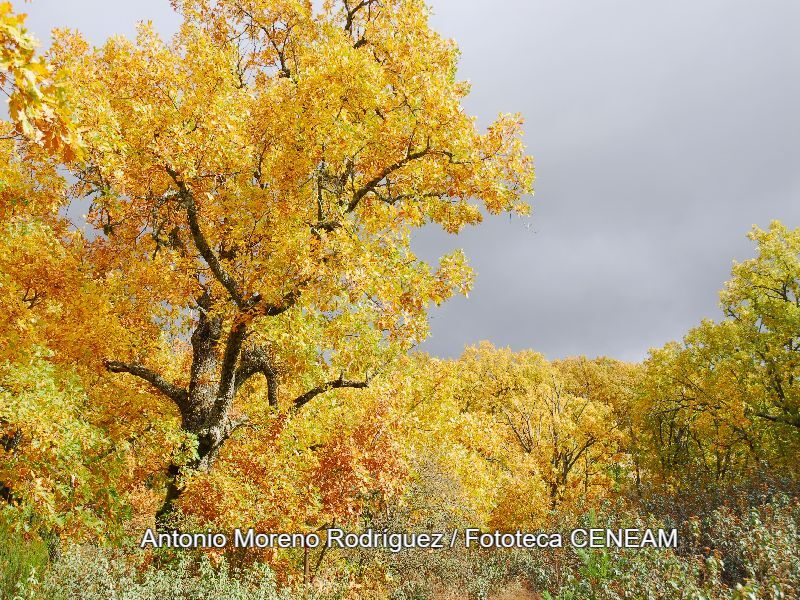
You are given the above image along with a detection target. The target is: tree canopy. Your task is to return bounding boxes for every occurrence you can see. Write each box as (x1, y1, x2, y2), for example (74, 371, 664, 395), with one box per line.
(3, 0, 533, 526)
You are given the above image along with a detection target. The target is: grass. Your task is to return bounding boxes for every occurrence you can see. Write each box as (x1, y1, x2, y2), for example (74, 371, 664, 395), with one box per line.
(0, 520, 50, 600)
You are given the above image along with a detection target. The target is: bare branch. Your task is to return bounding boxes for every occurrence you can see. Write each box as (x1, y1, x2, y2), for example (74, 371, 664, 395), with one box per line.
(293, 373, 372, 410)
(344, 0, 373, 33)
(104, 360, 188, 408)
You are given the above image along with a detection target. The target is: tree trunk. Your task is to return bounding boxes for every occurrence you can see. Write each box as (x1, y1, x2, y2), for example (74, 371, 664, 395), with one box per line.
(155, 293, 238, 530)
(106, 284, 363, 529)
(154, 400, 235, 531)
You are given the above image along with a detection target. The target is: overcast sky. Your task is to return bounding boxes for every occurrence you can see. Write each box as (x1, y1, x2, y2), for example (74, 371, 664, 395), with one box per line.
(23, 1, 800, 362)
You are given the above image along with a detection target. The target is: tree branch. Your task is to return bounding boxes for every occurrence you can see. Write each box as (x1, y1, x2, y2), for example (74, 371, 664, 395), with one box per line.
(501, 409, 531, 453)
(346, 143, 431, 213)
(104, 360, 188, 408)
(165, 166, 248, 308)
(343, 0, 374, 34)
(217, 320, 249, 400)
(754, 411, 800, 430)
(293, 373, 372, 410)
(566, 436, 597, 473)
(247, 286, 304, 318)
(226, 414, 251, 436)
(311, 220, 342, 234)
(235, 346, 279, 407)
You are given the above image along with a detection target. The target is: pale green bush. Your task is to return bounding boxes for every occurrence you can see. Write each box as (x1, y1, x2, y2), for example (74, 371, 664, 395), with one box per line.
(12, 545, 290, 600)
(703, 495, 800, 597)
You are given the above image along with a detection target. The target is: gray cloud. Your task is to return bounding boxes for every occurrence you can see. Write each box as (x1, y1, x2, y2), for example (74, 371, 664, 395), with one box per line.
(24, 0, 800, 362)
(417, 0, 800, 361)
(25, 1, 180, 44)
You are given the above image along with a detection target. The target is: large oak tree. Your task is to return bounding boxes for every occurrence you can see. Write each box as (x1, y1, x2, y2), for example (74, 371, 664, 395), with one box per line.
(44, 0, 533, 523)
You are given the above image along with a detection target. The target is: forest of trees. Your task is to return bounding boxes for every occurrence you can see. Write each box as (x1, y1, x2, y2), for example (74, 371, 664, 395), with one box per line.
(1, 1, 798, 598)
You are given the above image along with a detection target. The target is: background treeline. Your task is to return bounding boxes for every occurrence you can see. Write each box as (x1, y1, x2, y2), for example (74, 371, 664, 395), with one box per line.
(3, 221, 799, 598)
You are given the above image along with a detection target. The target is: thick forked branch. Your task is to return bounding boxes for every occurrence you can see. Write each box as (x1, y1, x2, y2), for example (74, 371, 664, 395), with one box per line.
(165, 166, 304, 318)
(165, 166, 247, 308)
(217, 320, 248, 399)
(343, 0, 370, 32)
(293, 373, 373, 410)
(104, 360, 188, 408)
(343, 0, 376, 47)
(346, 144, 431, 213)
(235, 346, 279, 407)
(566, 435, 597, 473)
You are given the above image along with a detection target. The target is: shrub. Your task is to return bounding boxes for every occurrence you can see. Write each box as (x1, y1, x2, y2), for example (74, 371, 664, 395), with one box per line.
(12, 544, 290, 600)
(703, 495, 800, 597)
